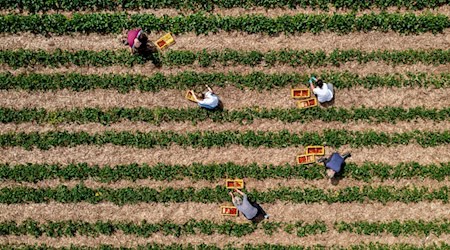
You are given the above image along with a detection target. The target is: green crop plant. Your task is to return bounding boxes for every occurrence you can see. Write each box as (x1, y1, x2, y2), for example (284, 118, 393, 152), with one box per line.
(2, 49, 450, 69)
(1, 106, 449, 125)
(0, 185, 448, 205)
(1, 162, 448, 183)
(1, 71, 448, 92)
(0, 130, 448, 150)
(0, 13, 448, 34)
(1, 0, 449, 12)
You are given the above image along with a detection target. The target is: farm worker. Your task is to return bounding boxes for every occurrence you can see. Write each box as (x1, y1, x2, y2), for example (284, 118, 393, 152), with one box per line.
(123, 29, 157, 56)
(191, 85, 220, 110)
(309, 76, 334, 103)
(318, 152, 351, 181)
(229, 189, 269, 222)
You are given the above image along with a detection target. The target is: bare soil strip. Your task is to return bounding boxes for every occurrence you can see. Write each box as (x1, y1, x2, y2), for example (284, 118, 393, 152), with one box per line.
(0, 144, 448, 166)
(1, 120, 448, 134)
(1, 202, 449, 224)
(1, 232, 448, 248)
(2, 5, 450, 17)
(2, 31, 450, 52)
(1, 87, 448, 110)
(2, 62, 449, 77)
(1, 175, 448, 191)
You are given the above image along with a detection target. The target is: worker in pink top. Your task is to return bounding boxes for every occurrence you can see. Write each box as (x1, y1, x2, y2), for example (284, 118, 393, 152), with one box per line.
(123, 29, 157, 56)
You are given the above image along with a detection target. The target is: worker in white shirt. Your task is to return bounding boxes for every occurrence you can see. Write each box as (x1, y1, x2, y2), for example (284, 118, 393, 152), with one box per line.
(309, 77, 334, 104)
(192, 85, 220, 110)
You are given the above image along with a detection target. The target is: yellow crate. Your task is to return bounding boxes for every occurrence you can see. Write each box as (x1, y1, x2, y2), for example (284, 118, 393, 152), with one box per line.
(297, 154, 316, 165)
(305, 146, 325, 156)
(154, 32, 175, 50)
(221, 205, 238, 216)
(185, 90, 197, 103)
(225, 179, 244, 189)
(297, 98, 318, 109)
(291, 88, 310, 99)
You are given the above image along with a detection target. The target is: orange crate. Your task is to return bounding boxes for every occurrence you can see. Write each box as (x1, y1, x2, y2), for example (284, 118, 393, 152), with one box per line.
(297, 98, 317, 109)
(221, 205, 238, 216)
(297, 154, 316, 165)
(305, 146, 325, 156)
(154, 32, 175, 50)
(185, 90, 197, 102)
(225, 179, 244, 189)
(291, 88, 310, 99)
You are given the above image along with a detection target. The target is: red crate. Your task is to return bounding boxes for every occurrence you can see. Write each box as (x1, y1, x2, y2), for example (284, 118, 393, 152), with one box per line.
(297, 98, 317, 108)
(291, 88, 310, 99)
(226, 179, 244, 189)
(221, 206, 238, 216)
(306, 146, 325, 156)
(297, 154, 316, 165)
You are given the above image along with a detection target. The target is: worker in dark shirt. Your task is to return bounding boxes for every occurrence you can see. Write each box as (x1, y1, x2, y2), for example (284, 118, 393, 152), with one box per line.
(318, 152, 351, 181)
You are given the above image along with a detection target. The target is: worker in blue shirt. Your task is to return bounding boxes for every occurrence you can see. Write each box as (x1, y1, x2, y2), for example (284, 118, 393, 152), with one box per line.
(318, 152, 351, 181)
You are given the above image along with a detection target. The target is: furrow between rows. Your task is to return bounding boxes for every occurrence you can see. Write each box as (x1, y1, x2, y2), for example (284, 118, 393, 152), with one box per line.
(2, 62, 449, 76)
(2, 31, 450, 52)
(0, 144, 447, 165)
(1, 232, 448, 248)
(2, 202, 449, 223)
(1, 87, 448, 110)
(1, 120, 449, 134)
(1, 177, 448, 190)
(2, 6, 450, 17)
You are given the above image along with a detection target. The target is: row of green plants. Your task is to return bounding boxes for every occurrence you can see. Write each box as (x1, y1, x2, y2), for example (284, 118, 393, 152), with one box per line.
(2, 106, 449, 125)
(335, 220, 450, 237)
(1, 12, 448, 35)
(1, 219, 449, 237)
(2, 0, 448, 12)
(0, 130, 448, 150)
(3, 243, 450, 250)
(2, 48, 450, 68)
(1, 71, 449, 92)
(0, 185, 449, 204)
(1, 162, 449, 183)
(0, 219, 326, 238)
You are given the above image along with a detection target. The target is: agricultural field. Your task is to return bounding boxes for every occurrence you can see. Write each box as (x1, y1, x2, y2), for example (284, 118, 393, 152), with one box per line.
(1, 0, 450, 249)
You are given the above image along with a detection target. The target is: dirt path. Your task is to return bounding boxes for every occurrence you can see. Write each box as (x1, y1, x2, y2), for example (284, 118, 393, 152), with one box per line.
(1, 120, 448, 134)
(0, 144, 448, 166)
(2, 5, 450, 17)
(2, 62, 449, 76)
(1, 87, 448, 110)
(0, 62, 450, 76)
(1, 232, 448, 248)
(1, 176, 448, 191)
(2, 31, 450, 52)
(1, 202, 449, 224)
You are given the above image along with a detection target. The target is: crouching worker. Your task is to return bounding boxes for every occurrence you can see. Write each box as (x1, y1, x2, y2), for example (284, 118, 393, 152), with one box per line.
(318, 152, 351, 184)
(123, 28, 158, 57)
(192, 85, 221, 110)
(309, 77, 334, 104)
(229, 189, 269, 223)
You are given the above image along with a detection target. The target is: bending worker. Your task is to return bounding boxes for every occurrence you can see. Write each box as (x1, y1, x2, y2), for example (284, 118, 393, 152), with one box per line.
(191, 85, 220, 110)
(318, 152, 351, 181)
(229, 189, 269, 222)
(123, 28, 157, 56)
(309, 76, 334, 104)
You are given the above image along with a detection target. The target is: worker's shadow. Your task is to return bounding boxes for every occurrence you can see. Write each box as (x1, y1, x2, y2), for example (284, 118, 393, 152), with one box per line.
(320, 92, 336, 108)
(329, 162, 347, 186)
(320, 98, 335, 108)
(140, 52, 163, 68)
(249, 202, 268, 224)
